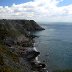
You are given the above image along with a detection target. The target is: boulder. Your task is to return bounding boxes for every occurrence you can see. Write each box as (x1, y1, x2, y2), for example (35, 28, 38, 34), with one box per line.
(27, 51, 40, 60)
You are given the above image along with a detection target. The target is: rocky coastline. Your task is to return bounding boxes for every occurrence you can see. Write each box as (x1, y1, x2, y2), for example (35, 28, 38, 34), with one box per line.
(0, 19, 48, 72)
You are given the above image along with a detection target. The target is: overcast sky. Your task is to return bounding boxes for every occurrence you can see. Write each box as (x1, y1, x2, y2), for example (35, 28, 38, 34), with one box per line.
(0, 0, 72, 22)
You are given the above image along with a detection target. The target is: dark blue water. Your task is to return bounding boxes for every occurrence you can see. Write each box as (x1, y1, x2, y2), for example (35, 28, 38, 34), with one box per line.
(34, 24, 72, 72)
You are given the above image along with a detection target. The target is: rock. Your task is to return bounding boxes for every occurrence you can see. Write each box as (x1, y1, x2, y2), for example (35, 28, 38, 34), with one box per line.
(21, 20, 45, 31)
(30, 62, 47, 72)
(29, 20, 45, 31)
(20, 48, 40, 60)
(4, 37, 15, 47)
(21, 41, 33, 47)
(37, 63, 46, 68)
(17, 35, 29, 43)
(18, 48, 40, 60)
(27, 51, 40, 60)
(29, 34, 38, 39)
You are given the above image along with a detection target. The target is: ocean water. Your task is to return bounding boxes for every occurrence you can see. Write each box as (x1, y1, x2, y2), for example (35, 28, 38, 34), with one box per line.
(34, 23, 72, 72)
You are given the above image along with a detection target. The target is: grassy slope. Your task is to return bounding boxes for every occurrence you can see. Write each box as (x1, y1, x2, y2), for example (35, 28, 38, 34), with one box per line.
(0, 21, 25, 72)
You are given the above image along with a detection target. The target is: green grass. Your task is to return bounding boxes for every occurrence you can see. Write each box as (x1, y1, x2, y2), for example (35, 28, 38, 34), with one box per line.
(0, 44, 21, 72)
(0, 65, 21, 72)
(0, 44, 19, 63)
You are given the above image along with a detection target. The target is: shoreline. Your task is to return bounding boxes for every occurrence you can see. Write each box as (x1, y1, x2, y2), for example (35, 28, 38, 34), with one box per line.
(30, 41, 48, 72)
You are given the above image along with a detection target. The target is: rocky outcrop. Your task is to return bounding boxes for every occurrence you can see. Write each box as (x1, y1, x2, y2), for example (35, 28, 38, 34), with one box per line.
(22, 20, 45, 31)
(0, 19, 44, 31)
(0, 19, 47, 72)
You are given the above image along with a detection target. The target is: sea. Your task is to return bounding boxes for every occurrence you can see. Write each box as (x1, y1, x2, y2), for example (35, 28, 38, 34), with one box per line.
(33, 23, 72, 72)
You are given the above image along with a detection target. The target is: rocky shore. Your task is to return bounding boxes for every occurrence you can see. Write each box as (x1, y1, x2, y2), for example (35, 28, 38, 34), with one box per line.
(0, 19, 48, 72)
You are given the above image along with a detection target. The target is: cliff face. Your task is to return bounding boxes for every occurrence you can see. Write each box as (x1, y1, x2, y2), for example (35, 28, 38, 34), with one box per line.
(0, 19, 45, 72)
(0, 19, 44, 38)
(0, 19, 44, 30)
(21, 20, 45, 31)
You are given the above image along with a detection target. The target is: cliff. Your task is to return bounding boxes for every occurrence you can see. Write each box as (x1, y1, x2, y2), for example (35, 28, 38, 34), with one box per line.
(0, 19, 44, 38)
(0, 19, 44, 30)
(0, 19, 47, 72)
